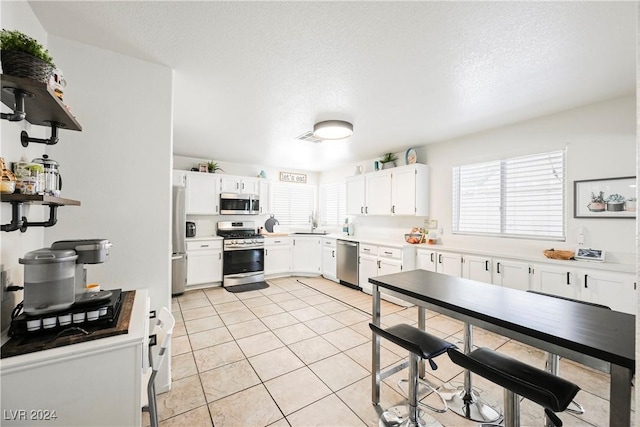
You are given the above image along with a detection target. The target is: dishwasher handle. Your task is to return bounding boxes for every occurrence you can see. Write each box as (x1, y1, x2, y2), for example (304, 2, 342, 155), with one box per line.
(337, 240, 358, 247)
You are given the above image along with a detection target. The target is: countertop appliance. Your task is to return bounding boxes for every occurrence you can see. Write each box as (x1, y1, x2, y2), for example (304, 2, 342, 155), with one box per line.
(172, 186, 187, 295)
(217, 221, 264, 287)
(337, 239, 359, 289)
(220, 193, 260, 215)
(186, 221, 196, 238)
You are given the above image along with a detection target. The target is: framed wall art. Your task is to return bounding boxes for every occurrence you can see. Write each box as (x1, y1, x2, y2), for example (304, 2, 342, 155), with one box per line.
(573, 176, 636, 218)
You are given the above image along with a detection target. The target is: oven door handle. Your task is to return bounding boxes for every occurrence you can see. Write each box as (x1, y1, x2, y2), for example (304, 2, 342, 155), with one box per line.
(223, 246, 265, 251)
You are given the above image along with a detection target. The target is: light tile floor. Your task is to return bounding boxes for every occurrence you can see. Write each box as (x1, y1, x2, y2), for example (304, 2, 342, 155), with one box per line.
(147, 276, 634, 427)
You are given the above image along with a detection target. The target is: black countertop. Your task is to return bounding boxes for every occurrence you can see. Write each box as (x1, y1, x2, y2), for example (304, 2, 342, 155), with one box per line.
(370, 269, 635, 370)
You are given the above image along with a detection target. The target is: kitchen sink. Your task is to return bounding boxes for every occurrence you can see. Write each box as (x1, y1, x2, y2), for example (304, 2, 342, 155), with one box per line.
(291, 231, 328, 235)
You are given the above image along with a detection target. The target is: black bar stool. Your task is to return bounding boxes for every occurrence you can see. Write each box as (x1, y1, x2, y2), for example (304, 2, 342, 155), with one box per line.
(370, 323, 456, 427)
(527, 290, 611, 423)
(447, 347, 580, 427)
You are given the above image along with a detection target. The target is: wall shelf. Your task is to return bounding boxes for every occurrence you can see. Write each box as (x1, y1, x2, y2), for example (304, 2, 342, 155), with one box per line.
(1, 194, 81, 232)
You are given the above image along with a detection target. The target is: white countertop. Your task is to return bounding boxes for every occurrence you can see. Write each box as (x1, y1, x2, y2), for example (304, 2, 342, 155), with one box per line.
(186, 235, 224, 242)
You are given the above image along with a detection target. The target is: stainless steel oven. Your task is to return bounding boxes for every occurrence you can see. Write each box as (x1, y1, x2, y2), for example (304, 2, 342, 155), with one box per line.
(220, 193, 260, 215)
(217, 221, 264, 287)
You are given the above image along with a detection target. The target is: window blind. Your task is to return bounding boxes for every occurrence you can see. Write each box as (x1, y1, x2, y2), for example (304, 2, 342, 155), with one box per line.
(453, 150, 565, 239)
(320, 183, 346, 225)
(270, 183, 315, 225)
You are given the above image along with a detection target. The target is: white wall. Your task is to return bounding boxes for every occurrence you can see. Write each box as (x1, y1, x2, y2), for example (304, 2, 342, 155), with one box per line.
(0, 0, 50, 334)
(425, 96, 635, 262)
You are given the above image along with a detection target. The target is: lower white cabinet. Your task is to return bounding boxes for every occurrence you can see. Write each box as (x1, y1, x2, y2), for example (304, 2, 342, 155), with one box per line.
(186, 240, 222, 285)
(264, 237, 291, 276)
(462, 254, 492, 283)
(321, 238, 338, 282)
(492, 258, 530, 291)
(292, 236, 322, 275)
(416, 249, 462, 277)
(359, 243, 415, 306)
(532, 264, 581, 300)
(579, 269, 636, 314)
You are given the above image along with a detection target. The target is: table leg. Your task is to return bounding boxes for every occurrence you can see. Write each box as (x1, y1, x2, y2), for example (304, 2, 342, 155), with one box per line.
(442, 323, 502, 423)
(609, 364, 632, 426)
(371, 284, 381, 405)
(418, 306, 426, 379)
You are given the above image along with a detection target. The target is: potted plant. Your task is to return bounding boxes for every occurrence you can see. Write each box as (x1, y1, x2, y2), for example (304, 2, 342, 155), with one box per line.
(379, 153, 398, 169)
(207, 161, 224, 173)
(1, 29, 55, 83)
(605, 193, 625, 211)
(587, 191, 605, 212)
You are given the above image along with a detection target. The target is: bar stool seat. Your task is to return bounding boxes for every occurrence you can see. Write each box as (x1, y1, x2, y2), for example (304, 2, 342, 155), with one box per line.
(447, 347, 580, 427)
(370, 323, 456, 427)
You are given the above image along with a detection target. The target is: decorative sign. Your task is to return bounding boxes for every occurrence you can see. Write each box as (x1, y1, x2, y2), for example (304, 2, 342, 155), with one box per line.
(280, 172, 307, 183)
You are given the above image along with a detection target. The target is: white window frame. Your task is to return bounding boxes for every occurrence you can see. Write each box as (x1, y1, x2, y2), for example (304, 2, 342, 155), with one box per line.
(319, 182, 346, 226)
(270, 182, 316, 226)
(452, 149, 566, 240)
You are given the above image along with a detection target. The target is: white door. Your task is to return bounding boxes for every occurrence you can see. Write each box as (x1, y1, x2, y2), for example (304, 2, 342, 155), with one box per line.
(219, 176, 241, 193)
(186, 172, 219, 215)
(391, 167, 416, 215)
(241, 178, 260, 195)
(359, 254, 378, 294)
(346, 176, 366, 215)
(292, 237, 321, 274)
(187, 249, 222, 285)
(259, 180, 271, 214)
(417, 249, 437, 272)
(532, 264, 580, 300)
(579, 269, 636, 314)
(172, 170, 187, 187)
(437, 252, 463, 277)
(462, 255, 492, 284)
(493, 259, 530, 291)
(322, 245, 337, 281)
(265, 244, 291, 276)
(366, 171, 392, 215)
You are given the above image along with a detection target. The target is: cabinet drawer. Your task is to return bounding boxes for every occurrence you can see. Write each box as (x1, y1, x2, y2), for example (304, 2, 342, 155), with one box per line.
(378, 246, 401, 260)
(186, 240, 221, 251)
(265, 237, 291, 246)
(322, 238, 336, 248)
(360, 244, 378, 256)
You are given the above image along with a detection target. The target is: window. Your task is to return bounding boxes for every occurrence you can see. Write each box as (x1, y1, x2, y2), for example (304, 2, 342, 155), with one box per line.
(320, 182, 346, 225)
(270, 183, 315, 225)
(452, 150, 565, 239)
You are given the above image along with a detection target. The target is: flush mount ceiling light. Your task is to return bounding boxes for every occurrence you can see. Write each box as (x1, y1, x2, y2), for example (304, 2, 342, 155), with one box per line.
(313, 120, 353, 140)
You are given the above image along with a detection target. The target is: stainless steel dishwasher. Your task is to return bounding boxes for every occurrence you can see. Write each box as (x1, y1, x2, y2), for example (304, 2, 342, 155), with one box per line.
(337, 240, 359, 289)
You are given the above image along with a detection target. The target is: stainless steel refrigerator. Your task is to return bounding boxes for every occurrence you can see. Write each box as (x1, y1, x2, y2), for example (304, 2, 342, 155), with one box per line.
(172, 186, 187, 295)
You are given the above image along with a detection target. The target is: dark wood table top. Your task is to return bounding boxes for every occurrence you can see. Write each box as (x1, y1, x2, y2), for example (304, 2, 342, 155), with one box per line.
(370, 269, 635, 370)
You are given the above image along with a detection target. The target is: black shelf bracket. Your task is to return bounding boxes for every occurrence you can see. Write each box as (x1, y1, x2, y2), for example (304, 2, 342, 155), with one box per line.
(21, 121, 60, 147)
(1, 201, 59, 232)
(0, 88, 33, 122)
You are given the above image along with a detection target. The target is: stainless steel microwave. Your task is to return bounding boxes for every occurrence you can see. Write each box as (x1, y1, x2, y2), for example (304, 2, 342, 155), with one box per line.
(220, 193, 260, 215)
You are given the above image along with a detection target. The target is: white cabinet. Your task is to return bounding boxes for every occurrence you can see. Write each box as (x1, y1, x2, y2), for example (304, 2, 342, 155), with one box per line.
(346, 175, 366, 215)
(346, 164, 429, 217)
(220, 176, 259, 194)
(391, 165, 429, 216)
(493, 258, 530, 291)
(264, 237, 291, 276)
(532, 264, 580, 300)
(186, 172, 220, 215)
(462, 255, 492, 283)
(259, 179, 271, 214)
(416, 249, 462, 277)
(321, 238, 338, 282)
(366, 170, 393, 215)
(172, 170, 187, 187)
(0, 290, 148, 427)
(359, 243, 416, 306)
(292, 236, 322, 275)
(579, 269, 636, 314)
(186, 240, 222, 285)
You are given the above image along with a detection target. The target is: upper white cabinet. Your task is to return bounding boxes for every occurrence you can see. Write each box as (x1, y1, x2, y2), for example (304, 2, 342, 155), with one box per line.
(346, 164, 429, 216)
(220, 176, 259, 194)
(346, 175, 366, 215)
(186, 172, 220, 215)
(259, 180, 271, 214)
(172, 170, 187, 187)
(292, 236, 322, 275)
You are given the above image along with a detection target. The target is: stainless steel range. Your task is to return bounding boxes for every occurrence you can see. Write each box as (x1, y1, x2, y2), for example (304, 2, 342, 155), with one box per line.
(217, 221, 265, 287)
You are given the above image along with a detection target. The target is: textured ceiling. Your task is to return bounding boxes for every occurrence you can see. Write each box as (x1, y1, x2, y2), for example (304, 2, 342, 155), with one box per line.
(28, 1, 636, 171)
